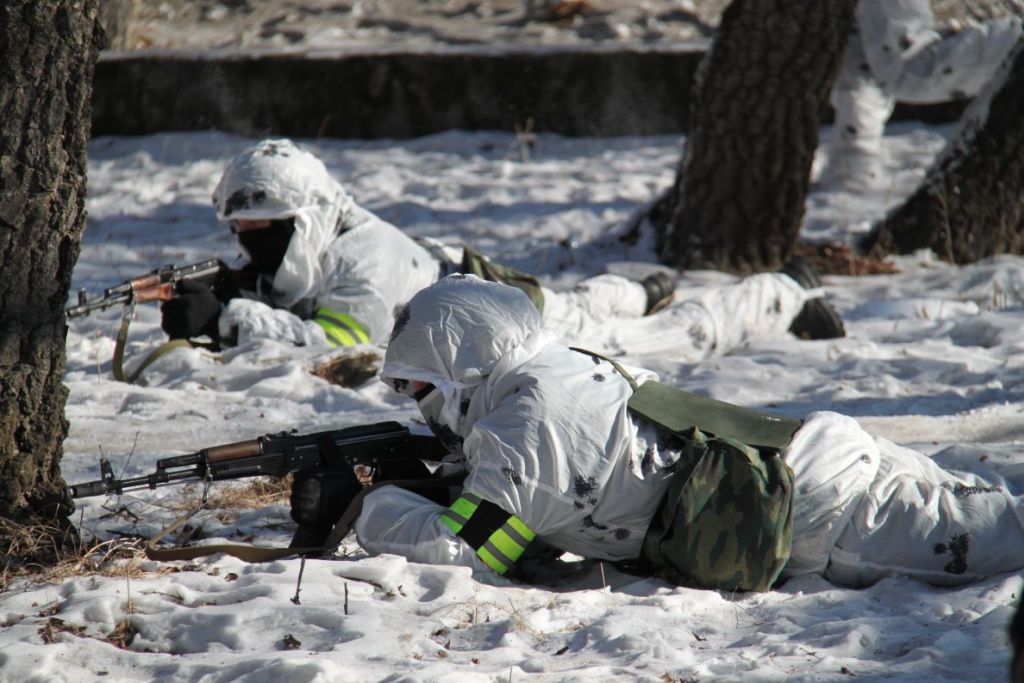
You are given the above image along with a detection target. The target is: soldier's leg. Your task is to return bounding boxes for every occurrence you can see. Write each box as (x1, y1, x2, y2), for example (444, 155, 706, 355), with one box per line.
(540, 274, 649, 344)
(545, 273, 808, 361)
(780, 411, 880, 579)
(818, 35, 895, 192)
(827, 436, 1024, 587)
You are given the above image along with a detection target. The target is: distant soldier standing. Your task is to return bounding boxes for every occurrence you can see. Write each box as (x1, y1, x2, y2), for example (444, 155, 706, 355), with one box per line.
(820, 0, 1022, 191)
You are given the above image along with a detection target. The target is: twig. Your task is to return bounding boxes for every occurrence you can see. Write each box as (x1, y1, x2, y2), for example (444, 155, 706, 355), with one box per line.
(125, 576, 134, 616)
(116, 431, 142, 479)
(509, 117, 537, 163)
(291, 557, 306, 605)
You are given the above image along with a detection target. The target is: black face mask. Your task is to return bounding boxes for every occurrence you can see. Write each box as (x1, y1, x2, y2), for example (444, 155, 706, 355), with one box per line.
(237, 219, 295, 276)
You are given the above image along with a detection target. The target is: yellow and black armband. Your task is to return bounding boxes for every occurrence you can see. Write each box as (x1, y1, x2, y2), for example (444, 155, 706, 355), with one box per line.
(440, 493, 535, 574)
(313, 308, 370, 347)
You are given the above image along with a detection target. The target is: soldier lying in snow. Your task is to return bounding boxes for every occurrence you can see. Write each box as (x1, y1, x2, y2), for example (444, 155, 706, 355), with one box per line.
(297, 275, 1024, 590)
(162, 137, 844, 361)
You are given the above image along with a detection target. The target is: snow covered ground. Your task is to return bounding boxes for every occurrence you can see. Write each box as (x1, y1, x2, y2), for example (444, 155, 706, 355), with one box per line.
(2, 122, 1024, 681)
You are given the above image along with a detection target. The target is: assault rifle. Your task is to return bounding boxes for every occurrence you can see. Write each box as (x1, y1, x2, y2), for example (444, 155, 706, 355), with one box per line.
(66, 421, 449, 552)
(65, 258, 252, 320)
(65, 259, 257, 383)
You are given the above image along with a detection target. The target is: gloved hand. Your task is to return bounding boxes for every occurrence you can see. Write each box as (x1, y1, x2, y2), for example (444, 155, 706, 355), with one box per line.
(160, 280, 221, 340)
(289, 470, 362, 532)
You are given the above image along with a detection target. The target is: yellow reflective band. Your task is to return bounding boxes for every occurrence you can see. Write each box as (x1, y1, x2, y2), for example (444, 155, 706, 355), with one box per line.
(440, 495, 481, 534)
(441, 495, 535, 575)
(479, 522, 529, 573)
(506, 516, 536, 543)
(314, 308, 370, 347)
(316, 322, 355, 347)
(449, 496, 479, 521)
(439, 513, 462, 535)
(476, 545, 510, 574)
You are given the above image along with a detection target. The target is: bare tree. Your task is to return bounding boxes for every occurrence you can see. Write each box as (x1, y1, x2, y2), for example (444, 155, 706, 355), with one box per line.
(651, 0, 855, 273)
(0, 0, 101, 556)
(862, 42, 1024, 263)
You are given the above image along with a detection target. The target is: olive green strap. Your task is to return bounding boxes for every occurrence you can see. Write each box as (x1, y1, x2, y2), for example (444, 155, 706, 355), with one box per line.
(145, 508, 315, 562)
(628, 381, 800, 451)
(111, 305, 207, 384)
(570, 347, 639, 390)
(461, 245, 546, 313)
(110, 305, 137, 382)
(570, 347, 800, 451)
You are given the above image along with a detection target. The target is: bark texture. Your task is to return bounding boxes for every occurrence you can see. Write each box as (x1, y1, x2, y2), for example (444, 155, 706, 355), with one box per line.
(862, 44, 1024, 263)
(657, 0, 855, 273)
(0, 0, 100, 525)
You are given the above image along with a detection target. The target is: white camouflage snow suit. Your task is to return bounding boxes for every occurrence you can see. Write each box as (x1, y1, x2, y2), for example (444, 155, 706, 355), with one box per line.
(361, 275, 1024, 587)
(212, 138, 814, 361)
(821, 0, 1022, 191)
(213, 138, 440, 348)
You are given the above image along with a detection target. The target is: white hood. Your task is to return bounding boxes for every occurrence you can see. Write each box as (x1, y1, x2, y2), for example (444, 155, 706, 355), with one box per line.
(379, 275, 673, 562)
(381, 274, 555, 434)
(213, 139, 354, 306)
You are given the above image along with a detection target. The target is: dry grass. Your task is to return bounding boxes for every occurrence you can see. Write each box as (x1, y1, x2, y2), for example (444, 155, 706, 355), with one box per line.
(167, 476, 292, 513)
(0, 477, 294, 592)
(0, 516, 161, 593)
(792, 241, 900, 276)
(310, 349, 382, 388)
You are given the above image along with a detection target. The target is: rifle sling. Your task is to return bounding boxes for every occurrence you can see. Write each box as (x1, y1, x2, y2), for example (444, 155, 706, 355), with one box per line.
(112, 308, 213, 384)
(144, 474, 465, 563)
(570, 347, 800, 450)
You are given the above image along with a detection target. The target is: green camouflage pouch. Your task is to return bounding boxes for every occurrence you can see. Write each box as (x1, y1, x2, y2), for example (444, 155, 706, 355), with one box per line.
(567, 348, 797, 592)
(640, 426, 795, 592)
(461, 245, 545, 313)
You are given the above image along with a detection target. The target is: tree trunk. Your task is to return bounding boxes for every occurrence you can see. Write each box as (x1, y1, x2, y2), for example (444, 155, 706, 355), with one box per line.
(862, 43, 1024, 263)
(0, 1, 100, 539)
(656, 0, 855, 273)
(97, 0, 137, 50)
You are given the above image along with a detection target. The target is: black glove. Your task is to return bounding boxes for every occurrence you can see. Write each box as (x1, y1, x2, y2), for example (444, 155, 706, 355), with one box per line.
(289, 470, 362, 533)
(160, 280, 222, 340)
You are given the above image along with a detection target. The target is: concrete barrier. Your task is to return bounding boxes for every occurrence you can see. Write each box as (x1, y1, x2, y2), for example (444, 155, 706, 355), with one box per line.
(92, 45, 967, 139)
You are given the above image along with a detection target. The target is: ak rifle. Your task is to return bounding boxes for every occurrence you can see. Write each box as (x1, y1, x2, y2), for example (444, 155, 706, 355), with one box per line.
(66, 421, 448, 551)
(65, 258, 250, 320)
(65, 259, 256, 383)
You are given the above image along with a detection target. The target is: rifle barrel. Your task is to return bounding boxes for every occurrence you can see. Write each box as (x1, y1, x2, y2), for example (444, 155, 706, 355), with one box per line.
(64, 421, 437, 500)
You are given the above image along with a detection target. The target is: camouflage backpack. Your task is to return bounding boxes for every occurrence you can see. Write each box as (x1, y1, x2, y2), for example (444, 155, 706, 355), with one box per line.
(574, 350, 799, 593)
(631, 381, 799, 592)
(639, 425, 796, 592)
(461, 245, 546, 313)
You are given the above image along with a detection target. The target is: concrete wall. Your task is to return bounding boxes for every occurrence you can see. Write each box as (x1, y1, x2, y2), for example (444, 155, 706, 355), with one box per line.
(92, 45, 966, 139)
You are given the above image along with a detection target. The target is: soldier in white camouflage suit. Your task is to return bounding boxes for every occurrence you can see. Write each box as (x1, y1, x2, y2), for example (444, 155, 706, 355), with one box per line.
(162, 138, 844, 362)
(819, 0, 1022, 191)
(329, 275, 1024, 589)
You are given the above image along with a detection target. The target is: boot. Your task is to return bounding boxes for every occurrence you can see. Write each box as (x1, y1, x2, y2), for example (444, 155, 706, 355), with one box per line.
(779, 257, 845, 340)
(641, 271, 676, 315)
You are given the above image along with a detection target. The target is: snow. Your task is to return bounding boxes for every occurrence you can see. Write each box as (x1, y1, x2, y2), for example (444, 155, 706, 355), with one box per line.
(2, 121, 1024, 682)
